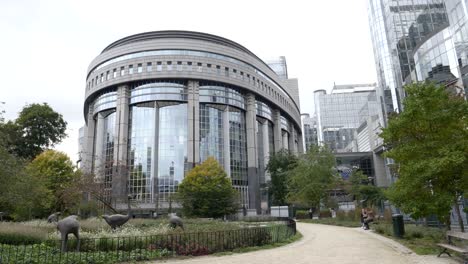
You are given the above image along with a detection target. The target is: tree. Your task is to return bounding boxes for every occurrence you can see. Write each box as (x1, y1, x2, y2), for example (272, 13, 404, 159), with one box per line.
(26, 150, 81, 215)
(176, 157, 238, 218)
(287, 145, 339, 209)
(380, 82, 468, 231)
(0, 103, 67, 159)
(266, 149, 297, 206)
(346, 169, 386, 208)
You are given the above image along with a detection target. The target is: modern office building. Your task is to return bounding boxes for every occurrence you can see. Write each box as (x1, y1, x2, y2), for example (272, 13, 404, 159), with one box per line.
(301, 113, 318, 151)
(81, 31, 303, 215)
(367, 0, 449, 121)
(313, 83, 391, 187)
(314, 83, 379, 153)
(412, 0, 468, 96)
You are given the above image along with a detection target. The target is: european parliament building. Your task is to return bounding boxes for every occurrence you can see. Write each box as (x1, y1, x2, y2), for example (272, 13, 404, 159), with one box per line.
(80, 31, 303, 215)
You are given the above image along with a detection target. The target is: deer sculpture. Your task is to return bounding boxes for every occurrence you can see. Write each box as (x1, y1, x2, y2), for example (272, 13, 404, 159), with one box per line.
(169, 215, 184, 230)
(48, 213, 80, 252)
(102, 195, 133, 230)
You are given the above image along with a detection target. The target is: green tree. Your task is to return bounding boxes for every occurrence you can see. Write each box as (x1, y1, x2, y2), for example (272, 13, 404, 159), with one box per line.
(176, 157, 238, 218)
(26, 150, 81, 215)
(0, 103, 67, 159)
(287, 145, 339, 209)
(346, 170, 386, 208)
(266, 149, 297, 206)
(380, 82, 468, 231)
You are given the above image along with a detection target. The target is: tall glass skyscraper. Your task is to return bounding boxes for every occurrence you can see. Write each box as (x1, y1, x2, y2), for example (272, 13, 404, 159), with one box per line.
(367, 0, 448, 122)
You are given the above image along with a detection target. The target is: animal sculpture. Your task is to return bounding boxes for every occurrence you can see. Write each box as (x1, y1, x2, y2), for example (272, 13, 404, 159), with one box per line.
(47, 212, 61, 223)
(169, 215, 184, 230)
(56, 215, 80, 252)
(102, 195, 133, 230)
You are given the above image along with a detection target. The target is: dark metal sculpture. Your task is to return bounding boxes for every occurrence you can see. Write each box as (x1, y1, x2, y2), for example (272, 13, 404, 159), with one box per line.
(102, 195, 132, 230)
(169, 215, 184, 230)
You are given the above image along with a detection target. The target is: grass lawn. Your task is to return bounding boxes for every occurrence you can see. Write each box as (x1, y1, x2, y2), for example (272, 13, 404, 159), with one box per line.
(371, 222, 446, 255)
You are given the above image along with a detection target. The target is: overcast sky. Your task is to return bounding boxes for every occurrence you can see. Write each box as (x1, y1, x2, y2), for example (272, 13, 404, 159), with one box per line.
(0, 0, 377, 162)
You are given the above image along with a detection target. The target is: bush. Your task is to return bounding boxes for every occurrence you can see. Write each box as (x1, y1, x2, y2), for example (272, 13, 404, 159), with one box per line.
(319, 210, 331, 218)
(295, 210, 309, 219)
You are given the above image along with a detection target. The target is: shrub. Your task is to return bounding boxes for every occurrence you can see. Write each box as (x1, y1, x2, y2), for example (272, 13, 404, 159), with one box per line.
(295, 210, 309, 219)
(319, 210, 331, 218)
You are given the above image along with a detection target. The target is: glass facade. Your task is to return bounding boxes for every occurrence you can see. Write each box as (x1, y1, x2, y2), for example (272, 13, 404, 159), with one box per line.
(229, 108, 248, 187)
(131, 81, 187, 104)
(414, 27, 460, 84)
(302, 114, 318, 152)
(199, 82, 245, 109)
(314, 86, 380, 153)
(157, 104, 188, 203)
(368, 0, 448, 118)
(199, 104, 225, 165)
(93, 91, 117, 114)
(128, 105, 156, 202)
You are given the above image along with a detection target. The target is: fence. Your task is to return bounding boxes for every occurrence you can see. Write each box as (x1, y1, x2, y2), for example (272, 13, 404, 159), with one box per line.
(0, 221, 296, 264)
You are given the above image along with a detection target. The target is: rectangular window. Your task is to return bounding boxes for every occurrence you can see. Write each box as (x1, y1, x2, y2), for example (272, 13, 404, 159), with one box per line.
(157, 61, 162, 71)
(129, 65, 134, 74)
(216, 65, 221, 74)
(197, 62, 202, 72)
(120, 66, 125, 76)
(207, 64, 212, 68)
(147, 62, 152, 72)
(188, 62, 192, 65)
(95, 77, 98, 85)
(167, 61, 172, 71)
(113, 69, 117, 78)
(100, 74, 104, 82)
(177, 61, 182, 71)
(137, 63, 142, 73)
(106, 71, 110, 80)
(225, 67, 229, 77)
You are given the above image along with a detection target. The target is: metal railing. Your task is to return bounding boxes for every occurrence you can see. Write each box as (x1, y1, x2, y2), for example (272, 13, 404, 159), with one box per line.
(0, 221, 296, 264)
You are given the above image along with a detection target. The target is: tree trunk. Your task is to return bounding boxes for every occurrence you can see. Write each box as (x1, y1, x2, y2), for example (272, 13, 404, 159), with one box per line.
(454, 198, 465, 232)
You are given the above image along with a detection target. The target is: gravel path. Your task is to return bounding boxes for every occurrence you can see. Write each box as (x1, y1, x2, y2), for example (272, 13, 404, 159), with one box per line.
(149, 223, 459, 264)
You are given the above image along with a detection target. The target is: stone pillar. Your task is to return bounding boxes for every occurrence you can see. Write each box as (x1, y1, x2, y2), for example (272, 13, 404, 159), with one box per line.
(187, 80, 200, 169)
(288, 125, 295, 154)
(94, 113, 105, 179)
(223, 106, 231, 177)
(262, 122, 270, 170)
(272, 109, 282, 152)
(297, 129, 305, 154)
(112, 85, 130, 200)
(83, 104, 96, 174)
(246, 93, 260, 213)
(282, 132, 289, 150)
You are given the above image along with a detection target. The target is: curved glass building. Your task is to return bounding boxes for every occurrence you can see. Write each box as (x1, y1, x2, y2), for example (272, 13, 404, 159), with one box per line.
(81, 31, 303, 215)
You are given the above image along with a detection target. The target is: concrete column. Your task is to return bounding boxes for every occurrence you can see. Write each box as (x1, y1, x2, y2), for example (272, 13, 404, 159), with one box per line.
(187, 80, 200, 169)
(94, 113, 105, 179)
(223, 106, 231, 177)
(297, 130, 305, 154)
(282, 132, 289, 150)
(246, 93, 260, 213)
(288, 125, 295, 154)
(83, 104, 96, 174)
(112, 84, 130, 199)
(262, 121, 271, 182)
(272, 109, 282, 152)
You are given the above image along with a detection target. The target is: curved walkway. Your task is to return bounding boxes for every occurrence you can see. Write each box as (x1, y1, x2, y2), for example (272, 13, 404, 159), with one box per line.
(152, 223, 458, 264)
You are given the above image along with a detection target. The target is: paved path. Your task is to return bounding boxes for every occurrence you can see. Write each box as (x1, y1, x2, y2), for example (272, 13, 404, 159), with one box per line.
(151, 223, 459, 264)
